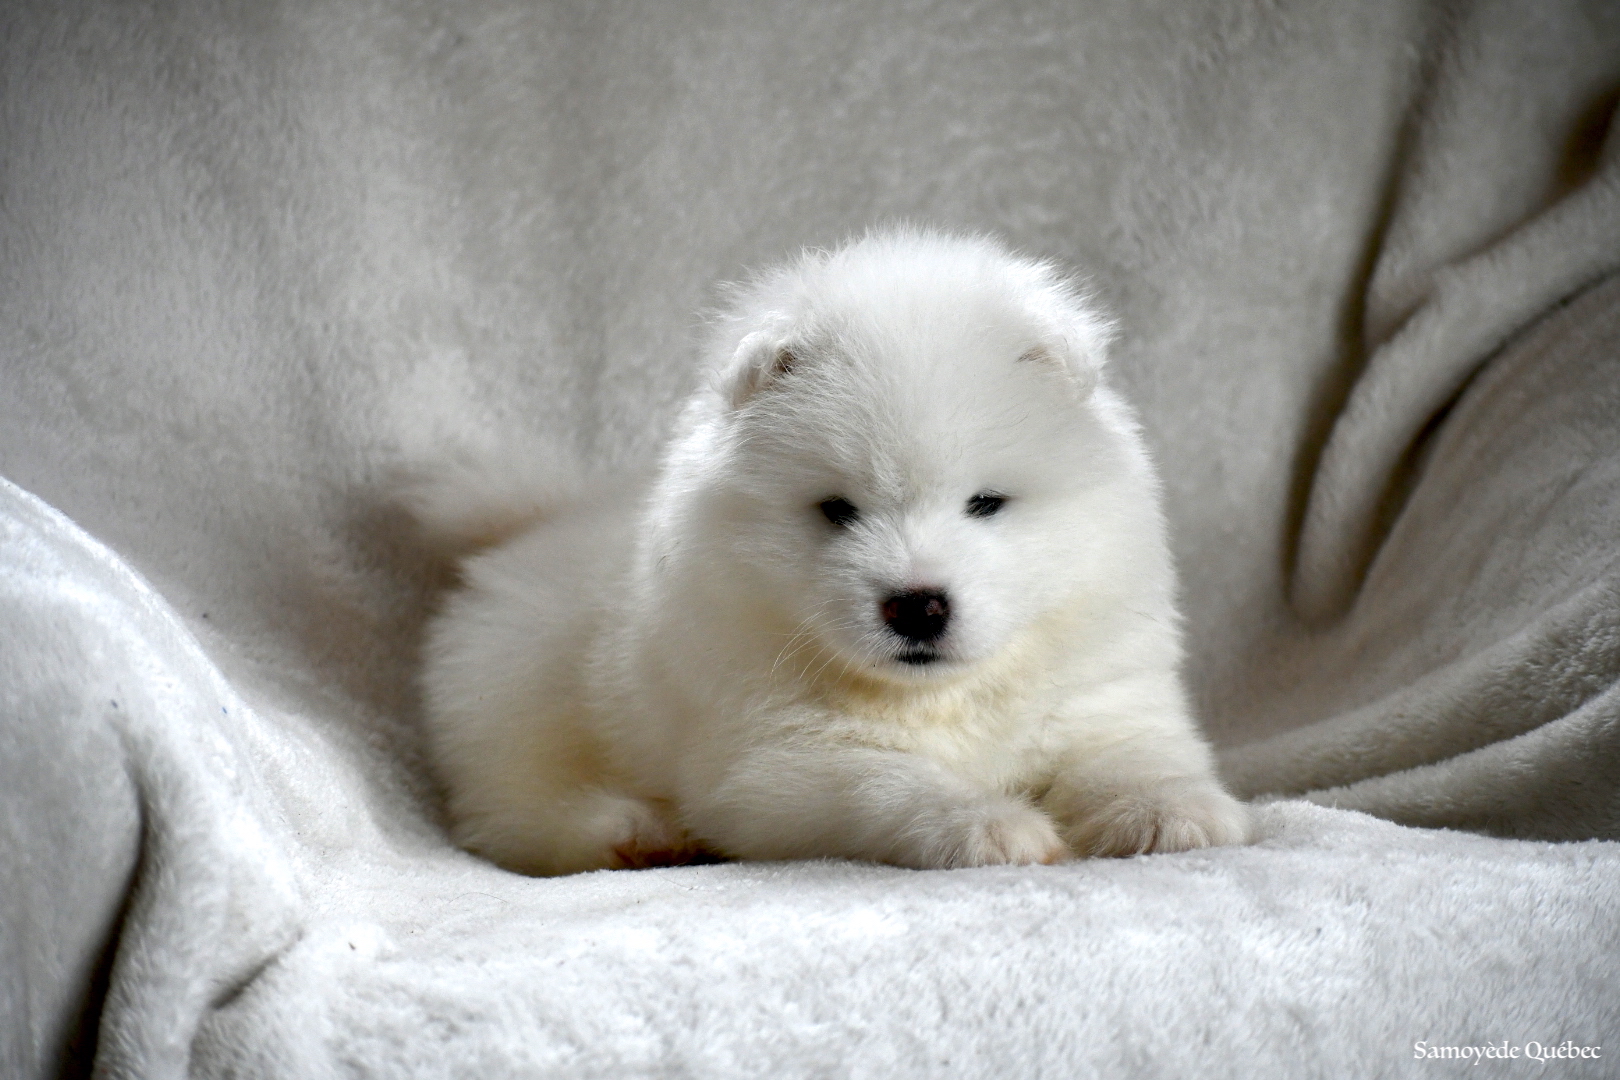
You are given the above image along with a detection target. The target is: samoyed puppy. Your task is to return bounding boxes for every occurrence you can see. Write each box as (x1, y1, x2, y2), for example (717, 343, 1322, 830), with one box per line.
(415, 229, 1249, 876)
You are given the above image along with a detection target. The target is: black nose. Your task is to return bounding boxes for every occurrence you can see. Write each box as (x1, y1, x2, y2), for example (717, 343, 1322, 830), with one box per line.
(881, 589, 950, 643)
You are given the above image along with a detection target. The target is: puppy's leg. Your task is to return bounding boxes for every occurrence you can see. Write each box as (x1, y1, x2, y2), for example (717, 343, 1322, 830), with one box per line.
(433, 671, 698, 874)
(1042, 726, 1250, 857)
(450, 779, 698, 875)
(688, 744, 1069, 869)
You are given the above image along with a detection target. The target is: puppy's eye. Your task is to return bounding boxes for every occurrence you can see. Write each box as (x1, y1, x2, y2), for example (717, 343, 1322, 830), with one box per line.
(966, 493, 1007, 519)
(819, 497, 859, 527)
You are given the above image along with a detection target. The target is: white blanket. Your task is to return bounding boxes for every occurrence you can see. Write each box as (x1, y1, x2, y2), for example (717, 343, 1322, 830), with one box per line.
(2, 1, 1618, 1076)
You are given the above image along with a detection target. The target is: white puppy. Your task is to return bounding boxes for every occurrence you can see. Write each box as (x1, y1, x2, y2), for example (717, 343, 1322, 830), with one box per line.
(415, 229, 1249, 876)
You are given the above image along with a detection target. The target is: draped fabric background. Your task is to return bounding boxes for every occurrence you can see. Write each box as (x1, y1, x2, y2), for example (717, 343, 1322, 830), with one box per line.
(2, 2, 1618, 1076)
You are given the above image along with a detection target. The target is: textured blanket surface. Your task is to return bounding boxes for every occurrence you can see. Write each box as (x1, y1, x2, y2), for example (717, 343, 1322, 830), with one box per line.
(3, 1, 1619, 1077)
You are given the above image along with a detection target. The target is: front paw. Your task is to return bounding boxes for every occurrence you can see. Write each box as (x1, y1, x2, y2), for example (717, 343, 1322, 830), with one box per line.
(925, 799, 1071, 869)
(1060, 779, 1250, 857)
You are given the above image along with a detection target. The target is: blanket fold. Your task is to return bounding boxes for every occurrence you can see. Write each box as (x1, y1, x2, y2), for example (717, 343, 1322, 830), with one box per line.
(1293, 3, 1620, 620)
(1227, 274, 1620, 840)
(0, 480, 306, 1078)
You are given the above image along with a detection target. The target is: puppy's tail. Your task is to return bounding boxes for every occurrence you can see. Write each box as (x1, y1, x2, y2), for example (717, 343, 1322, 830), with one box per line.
(398, 449, 579, 557)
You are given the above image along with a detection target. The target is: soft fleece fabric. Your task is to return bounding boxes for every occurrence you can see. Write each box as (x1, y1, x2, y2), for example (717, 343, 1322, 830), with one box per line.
(2, 1, 1618, 1077)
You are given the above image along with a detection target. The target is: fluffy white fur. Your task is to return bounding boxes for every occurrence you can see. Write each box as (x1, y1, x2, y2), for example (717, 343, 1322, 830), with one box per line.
(416, 230, 1248, 875)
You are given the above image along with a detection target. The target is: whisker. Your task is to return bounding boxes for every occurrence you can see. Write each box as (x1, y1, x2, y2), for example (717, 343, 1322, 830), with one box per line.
(768, 598, 863, 681)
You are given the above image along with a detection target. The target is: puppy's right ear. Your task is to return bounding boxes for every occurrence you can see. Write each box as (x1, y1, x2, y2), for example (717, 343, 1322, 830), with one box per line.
(723, 330, 798, 408)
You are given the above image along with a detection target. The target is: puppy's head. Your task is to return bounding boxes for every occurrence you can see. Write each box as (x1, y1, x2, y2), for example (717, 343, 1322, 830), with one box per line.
(693, 229, 1157, 687)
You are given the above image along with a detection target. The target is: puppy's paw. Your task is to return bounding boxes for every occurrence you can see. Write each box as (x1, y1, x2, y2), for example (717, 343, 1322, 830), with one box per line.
(606, 797, 704, 870)
(458, 791, 702, 875)
(933, 800, 1070, 869)
(1061, 779, 1250, 858)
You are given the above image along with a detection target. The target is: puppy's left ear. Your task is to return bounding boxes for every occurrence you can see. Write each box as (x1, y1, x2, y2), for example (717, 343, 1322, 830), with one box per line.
(1019, 285, 1116, 395)
(1018, 342, 1093, 394)
(723, 330, 799, 408)
(1018, 332, 1109, 396)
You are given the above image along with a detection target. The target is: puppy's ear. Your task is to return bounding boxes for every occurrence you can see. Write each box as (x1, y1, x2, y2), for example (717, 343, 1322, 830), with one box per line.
(1016, 281, 1115, 395)
(1017, 337, 1102, 395)
(1001, 256, 1115, 398)
(724, 330, 799, 408)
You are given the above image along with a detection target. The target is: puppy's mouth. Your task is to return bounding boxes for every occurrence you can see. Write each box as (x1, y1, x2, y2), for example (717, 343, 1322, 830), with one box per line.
(894, 646, 942, 667)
